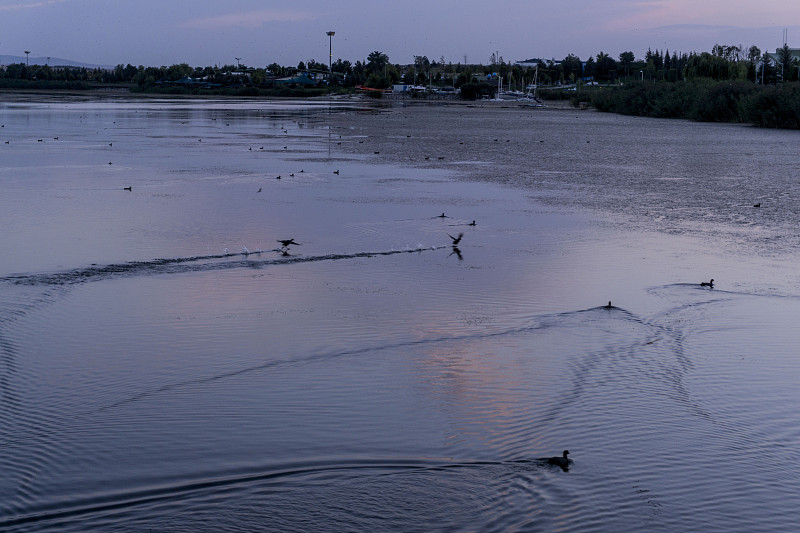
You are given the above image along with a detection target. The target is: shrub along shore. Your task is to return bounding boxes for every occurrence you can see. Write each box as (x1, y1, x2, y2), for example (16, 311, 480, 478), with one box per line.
(564, 81, 800, 129)
(3, 76, 800, 130)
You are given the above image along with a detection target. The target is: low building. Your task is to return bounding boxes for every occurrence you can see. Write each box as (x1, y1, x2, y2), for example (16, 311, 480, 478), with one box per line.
(765, 48, 800, 67)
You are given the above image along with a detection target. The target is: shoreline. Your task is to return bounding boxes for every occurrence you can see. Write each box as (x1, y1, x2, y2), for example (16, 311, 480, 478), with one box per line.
(0, 86, 571, 108)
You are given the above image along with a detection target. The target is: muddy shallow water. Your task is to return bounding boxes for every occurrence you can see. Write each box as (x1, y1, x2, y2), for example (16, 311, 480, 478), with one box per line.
(1, 95, 798, 531)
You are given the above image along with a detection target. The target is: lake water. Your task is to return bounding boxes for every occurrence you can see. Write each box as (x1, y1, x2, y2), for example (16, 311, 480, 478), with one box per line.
(1, 94, 799, 532)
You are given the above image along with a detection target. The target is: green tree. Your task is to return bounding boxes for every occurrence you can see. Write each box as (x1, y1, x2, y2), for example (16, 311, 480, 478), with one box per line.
(583, 56, 597, 80)
(561, 54, 582, 83)
(777, 43, 797, 81)
(618, 51, 635, 79)
(165, 63, 192, 81)
(596, 51, 617, 82)
(267, 63, 285, 76)
(685, 52, 745, 81)
(366, 51, 389, 74)
(712, 44, 742, 62)
(746, 46, 761, 82)
(306, 59, 327, 71)
(758, 54, 778, 84)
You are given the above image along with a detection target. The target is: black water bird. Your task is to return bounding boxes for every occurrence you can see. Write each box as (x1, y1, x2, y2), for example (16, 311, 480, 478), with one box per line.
(605, 301, 613, 308)
(468, 220, 476, 226)
(257, 187, 262, 193)
(277, 239, 301, 248)
(437, 213, 448, 218)
(333, 170, 340, 175)
(276, 175, 281, 180)
(701, 279, 714, 287)
(548, 450, 570, 469)
(753, 203, 761, 208)
(448, 233, 463, 246)
(123, 186, 132, 191)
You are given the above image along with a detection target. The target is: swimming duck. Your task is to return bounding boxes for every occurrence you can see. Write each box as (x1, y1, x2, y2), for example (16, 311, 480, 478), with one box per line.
(548, 450, 570, 468)
(700, 279, 714, 287)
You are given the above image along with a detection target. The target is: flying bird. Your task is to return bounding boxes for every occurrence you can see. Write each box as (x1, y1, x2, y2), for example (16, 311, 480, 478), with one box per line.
(277, 239, 301, 248)
(448, 233, 463, 246)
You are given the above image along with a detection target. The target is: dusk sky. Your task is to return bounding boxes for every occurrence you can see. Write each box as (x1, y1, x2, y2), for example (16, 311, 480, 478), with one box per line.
(1, 0, 799, 67)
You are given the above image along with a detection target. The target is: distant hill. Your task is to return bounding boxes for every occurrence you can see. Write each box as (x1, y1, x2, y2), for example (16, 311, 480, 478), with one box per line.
(0, 54, 112, 69)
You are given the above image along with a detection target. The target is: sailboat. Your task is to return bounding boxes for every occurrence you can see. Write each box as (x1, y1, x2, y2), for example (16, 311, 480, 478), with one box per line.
(520, 66, 545, 107)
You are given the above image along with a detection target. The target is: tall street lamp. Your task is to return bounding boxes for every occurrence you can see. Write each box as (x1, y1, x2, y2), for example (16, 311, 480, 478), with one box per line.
(24, 50, 30, 66)
(326, 31, 335, 83)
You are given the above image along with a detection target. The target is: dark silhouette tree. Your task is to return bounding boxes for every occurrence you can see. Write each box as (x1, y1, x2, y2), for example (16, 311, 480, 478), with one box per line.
(366, 51, 389, 74)
(618, 51, 635, 79)
(777, 43, 797, 81)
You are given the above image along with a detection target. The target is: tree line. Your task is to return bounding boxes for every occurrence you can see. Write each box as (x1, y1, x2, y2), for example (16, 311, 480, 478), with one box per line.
(579, 44, 800, 129)
(0, 44, 800, 125)
(3, 44, 793, 89)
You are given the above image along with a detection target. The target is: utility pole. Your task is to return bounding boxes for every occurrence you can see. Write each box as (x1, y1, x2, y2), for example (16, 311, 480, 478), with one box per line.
(326, 31, 335, 83)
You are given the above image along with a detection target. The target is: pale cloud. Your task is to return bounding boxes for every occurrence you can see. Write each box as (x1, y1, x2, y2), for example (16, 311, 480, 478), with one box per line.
(602, 1, 718, 31)
(603, 0, 800, 31)
(180, 9, 315, 30)
(0, 0, 66, 11)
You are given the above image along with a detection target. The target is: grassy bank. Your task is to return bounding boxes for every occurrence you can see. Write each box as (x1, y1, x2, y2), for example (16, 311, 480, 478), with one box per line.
(578, 80, 800, 129)
(0, 78, 356, 98)
(0, 78, 91, 90)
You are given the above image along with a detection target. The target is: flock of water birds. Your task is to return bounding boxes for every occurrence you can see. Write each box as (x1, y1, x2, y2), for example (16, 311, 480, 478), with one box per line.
(2, 115, 719, 474)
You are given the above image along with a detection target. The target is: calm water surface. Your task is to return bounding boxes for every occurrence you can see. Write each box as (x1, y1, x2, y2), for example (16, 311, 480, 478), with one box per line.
(1, 95, 799, 531)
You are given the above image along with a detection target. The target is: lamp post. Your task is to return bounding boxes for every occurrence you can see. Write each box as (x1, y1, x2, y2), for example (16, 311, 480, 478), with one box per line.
(235, 57, 241, 69)
(24, 50, 30, 66)
(326, 31, 335, 83)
